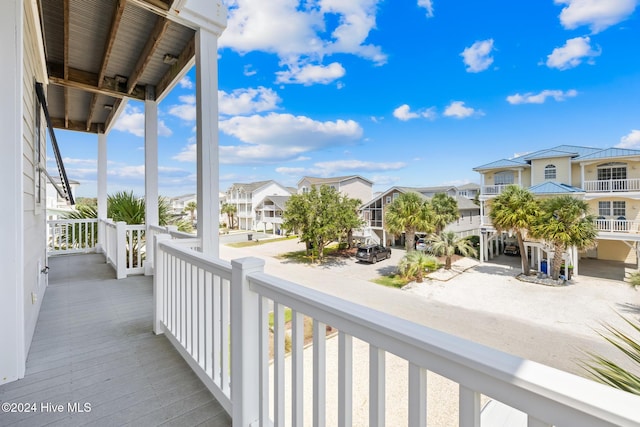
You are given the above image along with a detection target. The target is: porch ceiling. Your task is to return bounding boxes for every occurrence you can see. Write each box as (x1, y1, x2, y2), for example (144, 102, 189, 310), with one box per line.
(39, 0, 196, 134)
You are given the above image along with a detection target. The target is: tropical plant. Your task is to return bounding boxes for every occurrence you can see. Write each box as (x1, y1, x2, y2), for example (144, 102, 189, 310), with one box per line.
(60, 204, 98, 249)
(430, 193, 459, 234)
(429, 231, 477, 270)
(384, 192, 434, 252)
(221, 203, 237, 229)
(282, 185, 360, 261)
(335, 195, 363, 248)
(628, 271, 640, 289)
(398, 251, 439, 283)
(530, 196, 597, 280)
(582, 315, 640, 396)
(106, 191, 171, 225)
(183, 201, 197, 222)
(489, 185, 539, 275)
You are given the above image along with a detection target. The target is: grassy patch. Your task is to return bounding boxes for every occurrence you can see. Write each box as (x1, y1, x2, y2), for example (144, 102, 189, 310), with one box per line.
(268, 307, 293, 327)
(227, 235, 298, 248)
(372, 274, 410, 289)
(279, 243, 355, 264)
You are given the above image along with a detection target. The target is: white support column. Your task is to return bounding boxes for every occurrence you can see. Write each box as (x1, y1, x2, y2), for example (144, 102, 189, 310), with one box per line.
(479, 231, 485, 263)
(97, 132, 107, 253)
(581, 164, 585, 189)
(145, 86, 159, 274)
(0, 0, 25, 384)
(195, 28, 220, 256)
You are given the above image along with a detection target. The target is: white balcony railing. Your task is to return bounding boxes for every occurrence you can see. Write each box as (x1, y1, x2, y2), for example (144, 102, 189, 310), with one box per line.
(584, 179, 640, 192)
(595, 218, 640, 233)
(481, 184, 515, 196)
(47, 218, 98, 254)
(152, 239, 640, 427)
(102, 219, 146, 279)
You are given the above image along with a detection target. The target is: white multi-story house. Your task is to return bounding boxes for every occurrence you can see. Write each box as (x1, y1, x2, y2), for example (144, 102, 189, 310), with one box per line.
(359, 185, 481, 246)
(474, 144, 640, 273)
(225, 180, 291, 230)
(45, 176, 80, 218)
(297, 175, 373, 204)
(2, 2, 637, 425)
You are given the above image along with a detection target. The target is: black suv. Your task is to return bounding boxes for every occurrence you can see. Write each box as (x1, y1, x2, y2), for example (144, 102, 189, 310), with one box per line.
(355, 244, 392, 263)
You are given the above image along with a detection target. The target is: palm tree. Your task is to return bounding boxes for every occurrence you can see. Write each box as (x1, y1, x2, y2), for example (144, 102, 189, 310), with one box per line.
(530, 195, 597, 280)
(221, 203, 237, 229)
(398, 251, 439, 283)
(430, 193, 459, 234)
(489, 185, 539, 275)
(429, 231, 477, 270)
(384, 192, 434, 251)
(183, 201, 197, 222)
(582, 314, 640, 395)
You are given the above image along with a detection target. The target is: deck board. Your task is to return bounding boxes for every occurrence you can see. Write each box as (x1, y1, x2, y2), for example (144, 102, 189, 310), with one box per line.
(0, 253, 231, 427)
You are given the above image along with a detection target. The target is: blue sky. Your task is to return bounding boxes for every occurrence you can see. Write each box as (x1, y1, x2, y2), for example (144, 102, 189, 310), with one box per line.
(51, 0, 640, 198)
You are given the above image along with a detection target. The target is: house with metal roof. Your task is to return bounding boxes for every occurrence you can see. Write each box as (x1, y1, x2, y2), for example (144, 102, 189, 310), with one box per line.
(473, 144, 640, 271)
(297, 175, 373, 204)
(359, 185, 481, 246)
(225, 180, 292, 230)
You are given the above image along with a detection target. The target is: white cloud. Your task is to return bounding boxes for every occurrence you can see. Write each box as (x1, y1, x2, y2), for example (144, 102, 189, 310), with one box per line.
(220, 87, 281, 115)
(616, 129, 640, 148)
(175, 112, 363, 164)
(555, 0, 637, 33)
(275, 62, 346, 85)
(393, 104, 436, 121)
(219, 0, 387, 85)
(179, 76, 193, 89)
(506, 89, 578, 104)
(107, 164, 190, 179)
(371, 174, 400, 187)
(243, 64, 257, 76)
(546, 36, 601, 70)
(443, 101, 481, 119)
(61, 157, 97, 166)
(113, 105, 173, 137)
(276, 160, 406, 177)
(461, 39, 495, 73)
(417, 0, 434, 17)
(168, 95, 196, 121)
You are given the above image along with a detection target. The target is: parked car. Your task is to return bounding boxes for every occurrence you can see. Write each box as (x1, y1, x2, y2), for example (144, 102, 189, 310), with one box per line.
(356, 244, 392, 263)
(504, 243, 520, 256)
(415, 238, 428, 251)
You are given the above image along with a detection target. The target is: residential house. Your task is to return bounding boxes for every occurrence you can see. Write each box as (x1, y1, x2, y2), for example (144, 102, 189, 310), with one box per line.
(46, 177, 80, 218)
(169, 193, 197, 216)
(225, 180, 291, 230)
(474, 144, 640, 273)
(254, 195, 289, 235)
(2, 1, 637, 424)
(297, 175, 373, 204)
(359, 185, 481, 246)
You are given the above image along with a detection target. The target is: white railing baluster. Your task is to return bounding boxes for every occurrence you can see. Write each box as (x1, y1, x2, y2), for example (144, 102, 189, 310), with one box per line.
(213, 275, 221, 384)
(408, 363, 426, 427)
(221, 277, 230, 395)
(369, 345, 385, 427)
(338, 331, 352, 427)
(259, 296, 270, 425)
(204, 271, 213, 377)
(197, 267, 205, 367)
(274, 303, 285, 427)
(313, 320, 326, 427)
(291, 310, 304, 427)
(459, 385, 480, 427)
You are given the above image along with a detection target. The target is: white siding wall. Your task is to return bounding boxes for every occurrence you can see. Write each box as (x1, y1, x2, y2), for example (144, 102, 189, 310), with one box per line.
(0, 0, 24, 385)
(22, 0, 47, 363)
(340, 178, 372, 204)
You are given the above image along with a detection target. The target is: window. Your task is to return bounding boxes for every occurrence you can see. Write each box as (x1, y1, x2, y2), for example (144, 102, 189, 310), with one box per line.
(494, 171, 514, 186)
(544, 164, 556, 180)
(597, 163, 627, 181)
(599, 201, 626, 217)
(386, 196, 391, 204)
(393, 192, 399, 200)
(34, 84, 43, 209)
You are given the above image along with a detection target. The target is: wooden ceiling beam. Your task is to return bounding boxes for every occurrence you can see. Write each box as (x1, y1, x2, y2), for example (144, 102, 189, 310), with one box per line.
(48, 62, 146, 101)
(87, 0, 127, 131)
(127, 16, 170, 96)
(51, 117, 102, 134)
(156, 35, 195, 97)
(63, 0, 70, 128)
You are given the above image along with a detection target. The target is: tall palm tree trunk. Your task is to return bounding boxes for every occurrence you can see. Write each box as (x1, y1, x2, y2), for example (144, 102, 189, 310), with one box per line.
(551, 243, 565, 280)
(516, 231, 531, 275)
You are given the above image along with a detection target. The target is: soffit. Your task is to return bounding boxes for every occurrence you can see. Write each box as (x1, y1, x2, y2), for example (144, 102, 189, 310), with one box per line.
(39, 0, 195, 134)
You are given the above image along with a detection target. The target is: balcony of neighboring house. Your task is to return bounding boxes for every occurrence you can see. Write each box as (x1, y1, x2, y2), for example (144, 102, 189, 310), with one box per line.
(8, 218, 639, 426)
(480, 183, 520, 197)
(583, 178, 640, 193)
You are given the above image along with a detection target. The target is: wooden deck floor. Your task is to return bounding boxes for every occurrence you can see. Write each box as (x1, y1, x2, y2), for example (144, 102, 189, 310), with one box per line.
(0, 254, 231, 427)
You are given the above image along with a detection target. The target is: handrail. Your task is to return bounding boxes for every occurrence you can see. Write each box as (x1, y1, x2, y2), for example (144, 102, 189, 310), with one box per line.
(47, 218, 98, 254)
(152, 239, 640, 427)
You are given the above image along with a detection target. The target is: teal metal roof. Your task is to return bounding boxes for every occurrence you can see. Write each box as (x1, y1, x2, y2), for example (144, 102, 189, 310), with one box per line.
(575, 147, 640, 161)
(522, 149, 578, 160)
(473, 158, 528, 171)
(528, 182, 584, 194)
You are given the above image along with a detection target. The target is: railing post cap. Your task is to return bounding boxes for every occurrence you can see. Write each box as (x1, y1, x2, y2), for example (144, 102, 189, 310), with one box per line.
(231, 257, 265, 270)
